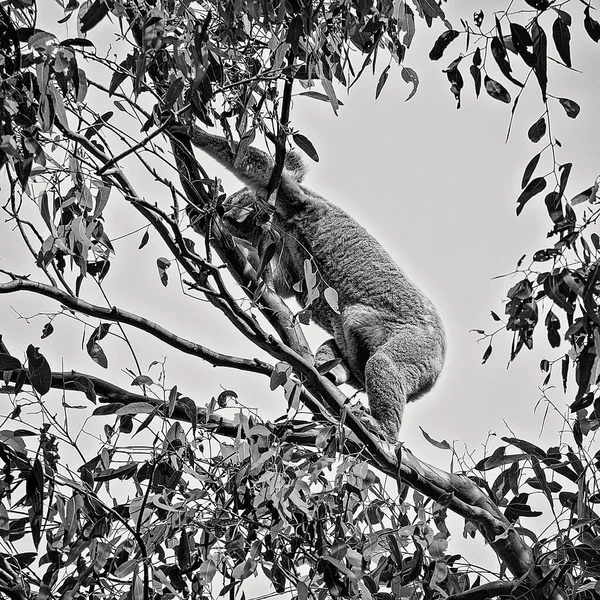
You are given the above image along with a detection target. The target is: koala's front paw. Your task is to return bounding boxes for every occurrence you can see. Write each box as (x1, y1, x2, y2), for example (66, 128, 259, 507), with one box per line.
(318, 360, 352, 386)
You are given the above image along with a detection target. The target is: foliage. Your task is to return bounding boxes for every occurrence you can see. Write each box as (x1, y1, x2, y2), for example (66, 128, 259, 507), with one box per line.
(0, 0, 599, 599)
(427, 3, 600, 446)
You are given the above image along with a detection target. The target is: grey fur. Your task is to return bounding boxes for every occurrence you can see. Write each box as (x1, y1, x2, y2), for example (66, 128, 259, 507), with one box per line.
(183, 126, 446, 442)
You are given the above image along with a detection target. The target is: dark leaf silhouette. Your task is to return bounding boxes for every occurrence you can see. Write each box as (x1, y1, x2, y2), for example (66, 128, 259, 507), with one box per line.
(552, 14, 572, 67)
(527, 116, 546, 143)
(584, 5, 600, 43)
(484, 76, 511, 103)
(531, 20, 548, 101)
(510, 23, 536, 66)
(26, 345, 51, 396)
(80, 0, 110, 33)
(491, 37, 523, 87)
(429, 30, 459, 60)
(293, 133, 319, 162)
(522, 152, 541, 188)
(558, 97, 580, 118)
(517, 177, 546, 215)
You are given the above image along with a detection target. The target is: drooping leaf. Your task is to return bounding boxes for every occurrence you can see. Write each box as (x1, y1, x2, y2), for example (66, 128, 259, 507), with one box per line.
(428, 30, 459, 61)
(87, 341, 108, 368)
(163, 77, 185, 112)
(510, 23, 536, 67)
(420, 427, 452, 450)
(558, 162, 572, 198)
(79, 0, 110, 33)
(482, 344, 493, 364)
(527, 116, 546, 143)
(109, 56, 132, 96)
(324, 287, 339, 313)
(545, 311, 561, 348)
(293, 133, 319, 162)
(401, 66, 419, 101)
(444, 58, 463, 108)
(545, 191, 563, 224)
(558, 97, 580, 118)
(517, 177, 546, 215)
(26, 345, 51, 396)
(64, 375, 97, 404)
(470, 65, 481, 97)
(531, 20, 548, 101)
(139, 230, 150, 249)
(490, 37, 523, 87)
(522, 152, 541, 189)
(584, 6, 600, 43)
(375, 65, 389, 99)
(552, 14, 571, 67)
(484, 76, 511, 103)
(157, 257, 171, 286)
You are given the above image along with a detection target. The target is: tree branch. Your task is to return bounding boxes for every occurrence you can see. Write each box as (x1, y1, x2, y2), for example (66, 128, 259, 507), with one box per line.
(0, 277, 271, 376)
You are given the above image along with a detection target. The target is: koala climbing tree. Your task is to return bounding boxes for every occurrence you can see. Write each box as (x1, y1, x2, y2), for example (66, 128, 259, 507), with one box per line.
(0, 1, 598, 600)
(174, 124, 447, 442)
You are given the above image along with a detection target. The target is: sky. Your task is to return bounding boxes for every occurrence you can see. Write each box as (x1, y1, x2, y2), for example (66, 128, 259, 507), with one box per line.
(1, 0, 599, 496)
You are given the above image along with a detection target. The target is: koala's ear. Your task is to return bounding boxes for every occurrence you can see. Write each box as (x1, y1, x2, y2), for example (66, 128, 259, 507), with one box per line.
(284, 151, 308, 182)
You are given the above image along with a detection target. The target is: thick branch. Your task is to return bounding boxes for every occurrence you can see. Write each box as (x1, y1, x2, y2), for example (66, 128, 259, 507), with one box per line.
(448, 580, 520, 600)
(169, 132, 313, 358)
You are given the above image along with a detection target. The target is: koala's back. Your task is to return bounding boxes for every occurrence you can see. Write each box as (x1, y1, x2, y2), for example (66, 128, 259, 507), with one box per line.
(275, 187, 441, 328)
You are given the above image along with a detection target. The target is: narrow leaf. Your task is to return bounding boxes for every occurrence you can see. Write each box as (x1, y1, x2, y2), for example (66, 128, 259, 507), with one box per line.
(531, 20, 548, 101)
(470, 65, 481, 97)
(490, 37, 523, 87)
(293, 133, 319, 162)
(522, 152, 541, 189)
(375, 65, 390, 99)
(552, 16, 571, 67)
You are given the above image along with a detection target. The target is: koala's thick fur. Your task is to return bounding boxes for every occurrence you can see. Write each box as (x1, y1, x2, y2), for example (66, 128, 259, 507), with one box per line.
(179, 125, 446, 442)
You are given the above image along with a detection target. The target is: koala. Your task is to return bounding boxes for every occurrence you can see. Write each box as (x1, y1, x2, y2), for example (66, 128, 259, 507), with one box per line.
(177, 125, 446, 442)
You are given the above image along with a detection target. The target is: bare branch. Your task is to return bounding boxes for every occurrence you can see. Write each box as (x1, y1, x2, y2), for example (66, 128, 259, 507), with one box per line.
(0, 277, 271, 376)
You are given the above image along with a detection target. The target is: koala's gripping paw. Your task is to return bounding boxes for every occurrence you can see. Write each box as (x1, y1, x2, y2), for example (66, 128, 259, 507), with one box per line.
(319, 361, 352, 386)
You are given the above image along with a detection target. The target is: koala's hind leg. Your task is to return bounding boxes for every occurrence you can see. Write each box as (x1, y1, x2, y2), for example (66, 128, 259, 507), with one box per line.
(364, 327, 445, 442)
(315, 339, 353, 386)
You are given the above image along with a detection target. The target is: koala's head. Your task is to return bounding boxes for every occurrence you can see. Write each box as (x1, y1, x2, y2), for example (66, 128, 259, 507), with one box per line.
(222, 188, 274, 244)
